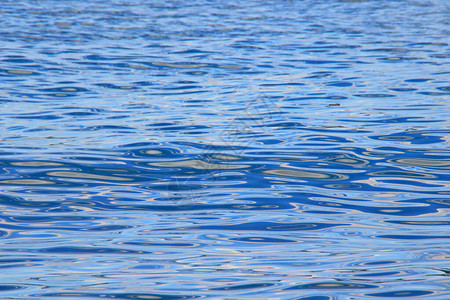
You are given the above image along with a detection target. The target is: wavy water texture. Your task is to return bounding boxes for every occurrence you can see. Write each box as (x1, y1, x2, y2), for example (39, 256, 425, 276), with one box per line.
(0, 0, 449, 299)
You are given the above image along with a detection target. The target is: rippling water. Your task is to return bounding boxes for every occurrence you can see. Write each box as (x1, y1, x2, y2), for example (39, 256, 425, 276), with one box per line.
(1, 0, 450, 299)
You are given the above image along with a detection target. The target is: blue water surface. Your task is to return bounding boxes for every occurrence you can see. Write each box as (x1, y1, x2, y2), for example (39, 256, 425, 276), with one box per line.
(1, 0, 449, 299)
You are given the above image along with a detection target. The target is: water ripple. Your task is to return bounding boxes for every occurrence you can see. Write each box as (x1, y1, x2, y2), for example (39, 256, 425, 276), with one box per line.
(0, 0, 449, 298)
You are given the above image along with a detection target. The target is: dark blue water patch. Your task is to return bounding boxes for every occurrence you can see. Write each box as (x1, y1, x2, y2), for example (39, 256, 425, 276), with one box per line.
(40, 246, 151, 255)
(163, 221, 347, 232)
(376, 235, 450, 240)
(130, 264, 165, 270)
(149, 124, 211, 132)
(362, 260, 399, 266)
(353, 271, 400, 277)
(409, 198, 450, 211)
(365, 290, 434, 297)
(229, 236, 298, 243)
(0, 285, 24, 292)
(286, 282, 379, 290)
(295, 297, 333, 300)
(0, 222, 134, 232)
(299, 127, 370, 134)
(389, 88, 418, 92)
(385, 220, 450, 226)
(300, 60, 345, 65)
(286, 96, 348, 102)
(405, 78, 433, 83)
(325, 81, 353, 87)
(354, 93, 396, 98)
(436, 86, 450, 91)
(340, 117, 437, 124)
(34, 292, 198, 299)
(259, 82, 305, 87)
(418, 91, 450, 96)
(2, 57, 35, 63)
(304, 210, 345, 215)
(120, 241, 198, 247)
(183, 70, 208, 75)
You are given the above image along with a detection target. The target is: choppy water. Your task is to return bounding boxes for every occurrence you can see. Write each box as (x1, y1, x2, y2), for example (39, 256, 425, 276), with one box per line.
(1, 0, 450, 299)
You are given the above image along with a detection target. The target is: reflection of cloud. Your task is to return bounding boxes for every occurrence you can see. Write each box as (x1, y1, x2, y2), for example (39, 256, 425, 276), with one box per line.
(355, 177, 450, 191)
(150, 160, 249, 170)
(444, 133, 450, 144)
(211, 154, 241, 160)
(10, 161, 64, 167)
(47, 171, 133, 181)
(392, 158, 450, 168)
(0, 179, 55, 185)
(368, 170, 436, 179)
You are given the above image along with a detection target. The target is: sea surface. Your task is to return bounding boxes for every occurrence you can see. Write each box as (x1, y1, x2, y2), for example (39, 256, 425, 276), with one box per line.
(0, 0, 449, 299)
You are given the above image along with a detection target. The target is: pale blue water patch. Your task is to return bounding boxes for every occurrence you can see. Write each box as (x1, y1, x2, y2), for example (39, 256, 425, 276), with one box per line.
(0, 0, 449, 299)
